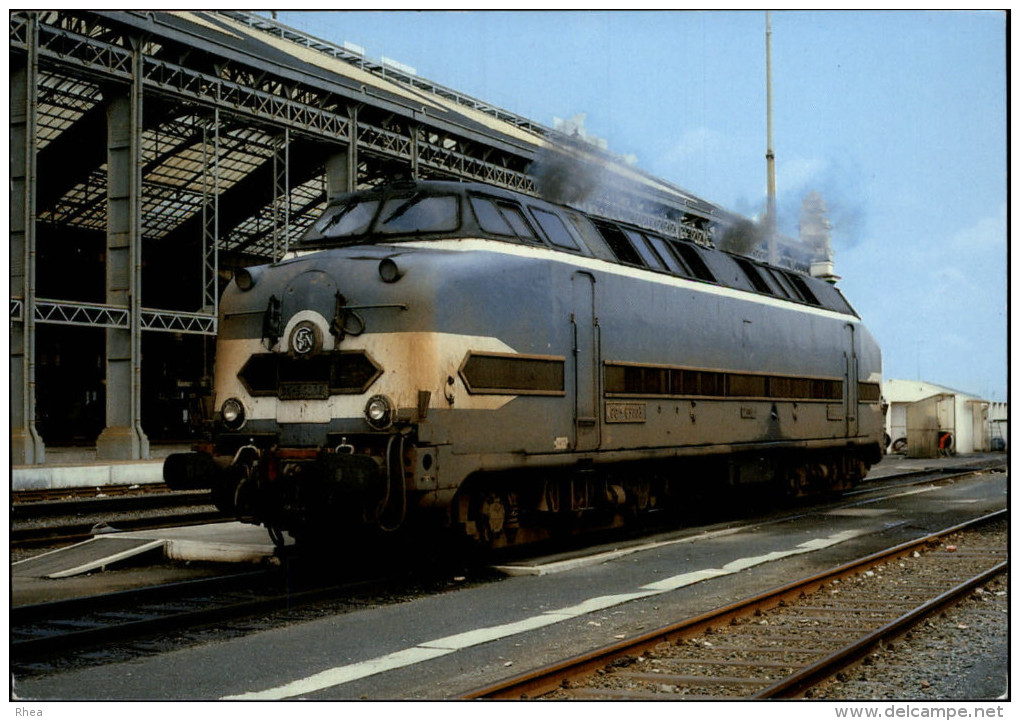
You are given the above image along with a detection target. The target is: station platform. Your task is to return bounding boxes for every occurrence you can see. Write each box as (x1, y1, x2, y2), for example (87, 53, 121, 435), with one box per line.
(11, 443, 192, 492)
(862, 451, 1006, 480)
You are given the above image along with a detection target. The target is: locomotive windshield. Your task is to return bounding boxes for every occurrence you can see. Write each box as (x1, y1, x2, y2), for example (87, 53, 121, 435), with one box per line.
(305, 191, 460, 245)
(313, 197, 379, 238)
(376, 193, 459, 235)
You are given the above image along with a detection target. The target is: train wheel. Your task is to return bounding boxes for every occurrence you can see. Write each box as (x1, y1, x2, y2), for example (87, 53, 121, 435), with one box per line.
(782, 467, 810, 498)
(630, 481, 651, 512)
(478, 493, 506, 544)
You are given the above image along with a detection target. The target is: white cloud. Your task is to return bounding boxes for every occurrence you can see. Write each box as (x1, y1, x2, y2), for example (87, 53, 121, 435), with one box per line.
(946, 202, 1006, 253)
(775, 155, 827, 198)
(664, 126, 728, 165)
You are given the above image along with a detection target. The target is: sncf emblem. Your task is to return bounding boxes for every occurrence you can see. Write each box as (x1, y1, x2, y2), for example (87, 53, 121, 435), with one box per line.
(289, 321, 322, 356)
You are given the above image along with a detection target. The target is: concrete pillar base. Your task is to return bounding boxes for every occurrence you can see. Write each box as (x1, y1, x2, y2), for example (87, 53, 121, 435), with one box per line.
(97, 425, 150, 461)
(11, 427, 45, 465)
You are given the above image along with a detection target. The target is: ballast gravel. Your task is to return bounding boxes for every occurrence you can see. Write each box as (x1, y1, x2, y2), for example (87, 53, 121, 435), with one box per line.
(811, 572, 1008, 700)
(552, 523, 1007, 701)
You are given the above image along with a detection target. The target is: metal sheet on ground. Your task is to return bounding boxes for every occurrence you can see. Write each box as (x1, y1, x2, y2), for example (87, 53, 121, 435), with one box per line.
(12, 537, 165, 579)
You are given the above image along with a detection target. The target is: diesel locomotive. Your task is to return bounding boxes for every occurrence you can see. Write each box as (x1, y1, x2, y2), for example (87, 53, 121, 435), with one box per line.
(164, 179, 884, 548)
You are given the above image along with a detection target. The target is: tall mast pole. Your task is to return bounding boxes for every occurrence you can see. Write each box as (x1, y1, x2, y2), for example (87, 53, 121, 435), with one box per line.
(765, 10, 777, 264)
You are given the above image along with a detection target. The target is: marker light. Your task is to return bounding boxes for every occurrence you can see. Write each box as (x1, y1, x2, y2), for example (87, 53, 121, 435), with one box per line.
(221, 398, 246, 430)
(364, 395, 394, 430)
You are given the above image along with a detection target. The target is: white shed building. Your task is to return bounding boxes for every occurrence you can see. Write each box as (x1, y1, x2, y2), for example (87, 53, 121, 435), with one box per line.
(883, 379, 999, 457)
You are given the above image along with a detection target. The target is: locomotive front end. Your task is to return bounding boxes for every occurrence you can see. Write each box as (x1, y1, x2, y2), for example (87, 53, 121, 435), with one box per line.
(165, 247, 432, 545)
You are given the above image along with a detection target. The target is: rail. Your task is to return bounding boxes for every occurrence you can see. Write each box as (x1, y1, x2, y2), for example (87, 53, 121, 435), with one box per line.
(460, 509, 1007, 700)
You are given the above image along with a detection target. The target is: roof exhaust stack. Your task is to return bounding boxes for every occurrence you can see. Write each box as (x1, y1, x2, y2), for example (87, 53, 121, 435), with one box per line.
(800, 191, 840, 284)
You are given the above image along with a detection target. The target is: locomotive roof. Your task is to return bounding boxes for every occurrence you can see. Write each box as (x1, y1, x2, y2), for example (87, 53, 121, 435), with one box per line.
(298, 180, 858, 318)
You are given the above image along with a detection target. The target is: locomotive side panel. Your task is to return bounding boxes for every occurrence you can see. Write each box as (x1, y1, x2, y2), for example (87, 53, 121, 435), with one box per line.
(595, 268, 869, 451)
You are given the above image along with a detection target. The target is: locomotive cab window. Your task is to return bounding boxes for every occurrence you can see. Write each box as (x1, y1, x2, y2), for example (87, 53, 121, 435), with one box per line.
(376, 193, 460, 235)
(734, 257, 776, 295)
(763, 267, 798, 300)
(470, 195, 515, 236)
(645, 234, 687, 275)
(565, 212, 617, 260)
(470, 196, 541, 244)
(530, 207, 581, 251)
(785, 272, 822, 306)
(669, 241, 716, 282)
(624, 230, 666, 269)
(592, 220, 645, 266)
(316, 198, 381, 238)
(500, 204, 541, 242)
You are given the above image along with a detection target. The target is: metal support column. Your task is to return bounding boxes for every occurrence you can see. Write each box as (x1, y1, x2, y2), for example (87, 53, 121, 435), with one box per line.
(10, 14, 45, 465)
(200, 109, 220, 401)
(272, 127, 290, 260)
(97, 41, 149, 460)
(409, 123, 420, 180)
(324, 107, 358, 201)
(202, 109, 220, 316)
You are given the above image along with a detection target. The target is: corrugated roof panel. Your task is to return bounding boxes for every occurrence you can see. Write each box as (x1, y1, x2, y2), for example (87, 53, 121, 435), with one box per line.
(222, 176, 325, 258)
(143, 187, 205, 237)
(206, 12, 447, 112)
(35, 73, 103, 150)
(38, 168, 107, 227)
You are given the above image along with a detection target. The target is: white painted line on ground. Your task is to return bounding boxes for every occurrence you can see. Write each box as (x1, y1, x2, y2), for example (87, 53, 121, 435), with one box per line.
(494, 547, 641, 576)
(420, 614, 566, 651)
(541, 591, 662, 617)
(493, 524, 746, 577)
(641, 568, 731, 592)
(795, 528, 866, 551)
(221, 646, 455, 700)
(861, 486, 940, 504)
(221, 526, 867, 700)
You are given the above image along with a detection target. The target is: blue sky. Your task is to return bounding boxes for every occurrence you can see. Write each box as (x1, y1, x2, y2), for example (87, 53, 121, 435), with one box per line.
(276, 10, 1007, 401)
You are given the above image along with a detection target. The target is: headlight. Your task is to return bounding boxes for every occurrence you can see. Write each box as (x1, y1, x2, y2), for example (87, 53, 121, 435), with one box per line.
(234, 266, 263, 291)
(221, 398, 246, 430)
(378, 258, 404, 283)
(364, 395, 394, 430)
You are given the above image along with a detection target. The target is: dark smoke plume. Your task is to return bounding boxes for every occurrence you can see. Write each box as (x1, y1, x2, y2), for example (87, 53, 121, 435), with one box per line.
(716, 217, 769, 256)
(529, 138, 609, 207)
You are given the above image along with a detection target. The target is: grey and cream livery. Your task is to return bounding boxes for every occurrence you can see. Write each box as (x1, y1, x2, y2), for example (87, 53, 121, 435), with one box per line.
(165, 180, 884, 548)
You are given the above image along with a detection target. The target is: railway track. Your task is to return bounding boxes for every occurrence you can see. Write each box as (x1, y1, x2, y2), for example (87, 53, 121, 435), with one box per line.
(13, 482, 188, 505)
(461, 510, 1007, 700)
(10, 564, 412, 671)
(11, 463, 1002, 553)
(11, 510, 226, 549)
(11, 486, 224, 550)
(842, 462, 1005, 498)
